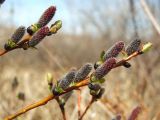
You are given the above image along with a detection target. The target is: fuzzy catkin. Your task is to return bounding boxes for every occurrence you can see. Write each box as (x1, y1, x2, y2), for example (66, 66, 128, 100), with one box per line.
(0, 0, 5, 4)
(28, 26, 49, 47)
(94, 58, 116, 79)
(58, 70, 76, 90)
(11, 26, 25, 43)
(103, 41, 124, 60)
(125, 39, 141, 56)
(37, 6, 56, 28)
(74, 63, 92, 83)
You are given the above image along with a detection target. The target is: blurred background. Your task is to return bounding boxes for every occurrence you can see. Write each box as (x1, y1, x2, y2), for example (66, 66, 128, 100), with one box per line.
(0, 0, 160, 120)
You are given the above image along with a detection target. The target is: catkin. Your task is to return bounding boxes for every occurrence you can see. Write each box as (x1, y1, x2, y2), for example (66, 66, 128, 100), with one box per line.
(103, 41, 124, 60)
(125, 39, 141, 56)
(94, 58, 116, 79)
(74, 63, 92, 83)
(28, 26, 49, 47)
(37, 6, 56, 28)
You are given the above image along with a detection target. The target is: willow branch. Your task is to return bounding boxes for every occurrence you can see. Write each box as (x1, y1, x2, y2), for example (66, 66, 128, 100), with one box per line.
(4, 51, 141, 120)
(4, 79, 89, 120)
(140, 0, 160, 35)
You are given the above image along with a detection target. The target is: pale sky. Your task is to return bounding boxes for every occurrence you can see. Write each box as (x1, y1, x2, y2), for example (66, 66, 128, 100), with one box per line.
(0, 0, 117, 34)
(0, 0, 158, 36)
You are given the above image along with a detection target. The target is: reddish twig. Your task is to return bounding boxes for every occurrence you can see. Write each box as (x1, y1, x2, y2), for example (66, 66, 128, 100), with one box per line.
(128, 106, 142, 120)
(78, 97, 94, 120)
(77, 89, 82, 118)
(61, 108, 67, 120)
(56, 97, 67, 120)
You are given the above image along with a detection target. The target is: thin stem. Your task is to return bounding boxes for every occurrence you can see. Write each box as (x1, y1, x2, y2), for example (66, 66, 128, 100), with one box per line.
(77, 89, 81, 118)
(0, 50, 8, 56)
(4, 94, 54, 120)
(78, 97, 94, 120)
(114, 51, 139, 68)
(4, 51, 141, 120)
(56, 97, 67, 120)
(4, 79, 89, 120)
(140, 0, 160, 35)
(0, 34, 31, 57)
(61, 107, 67, 120)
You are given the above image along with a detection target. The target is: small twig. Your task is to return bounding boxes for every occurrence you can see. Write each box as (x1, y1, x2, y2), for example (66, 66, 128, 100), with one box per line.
(56, 97, 67, 120)
(140, 0, 160, 35)
(77, 89, 82, 118)
(78, 97, 94, 120)
(4, 79, 89, 120)
(114, 51, 139, 68)
(0, 50, 8, 56)
(0, 34, 31, 56)
(4, 94, 54, 120)
(61, 107, 67, 120)
(128, 106, 142, 120)
(4, 51, 141, 120)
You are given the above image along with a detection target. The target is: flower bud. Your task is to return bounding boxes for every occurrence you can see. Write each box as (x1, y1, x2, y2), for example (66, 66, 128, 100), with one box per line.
(17, 92, 25, 101)
(89, 83, 105, 99)
(49, 20, 62, 35)
(141, 42, 152, 53)
(46, 73, 53, 84)
(123, 62, 131, 68)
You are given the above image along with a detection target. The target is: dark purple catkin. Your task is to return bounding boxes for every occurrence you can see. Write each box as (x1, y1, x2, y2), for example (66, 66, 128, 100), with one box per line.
(74, 63, 93, 83)
(28, 26, 49, 47)
(103, 41, 125, 61)
(58, 70, 76, 90)
(88, 83, 101, 91)
(11, 26, 25, 43)
(89, 83, 105, 99)
(0, 0, 5, 5)
(94, 58, 116, 79)
(112, 114, 121, 120)
(37, 6, 56, 28)
(125, 39, 141, 56)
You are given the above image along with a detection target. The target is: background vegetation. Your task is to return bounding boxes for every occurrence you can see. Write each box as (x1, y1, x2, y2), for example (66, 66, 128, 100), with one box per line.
(0, 0, 160, 119)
